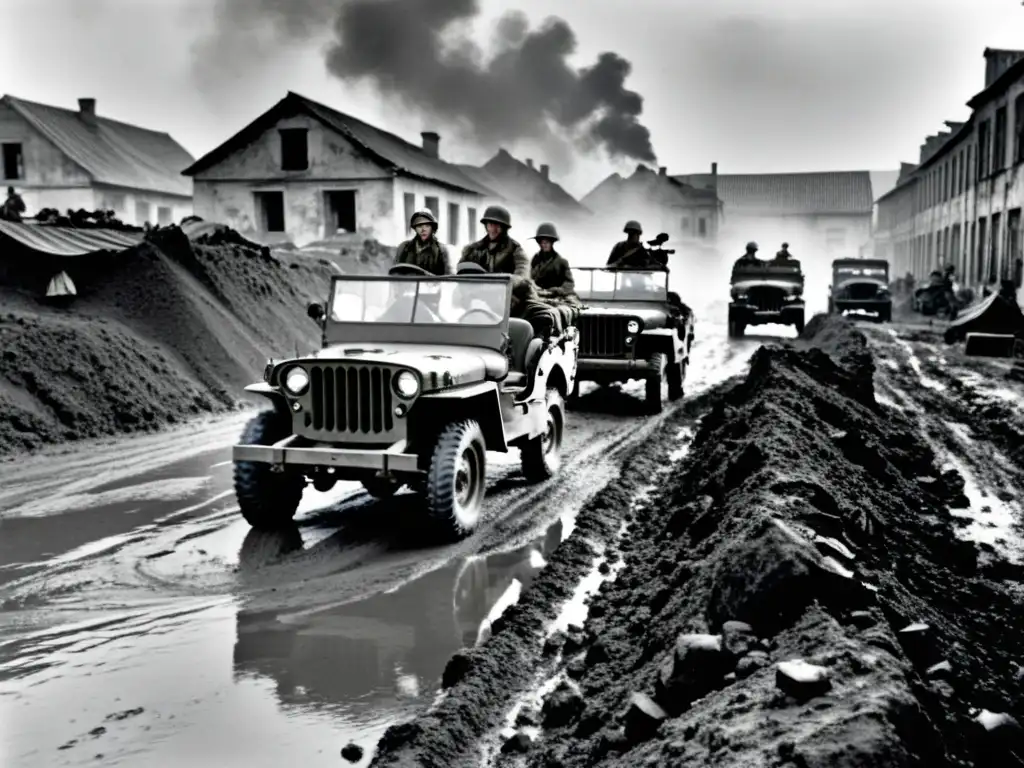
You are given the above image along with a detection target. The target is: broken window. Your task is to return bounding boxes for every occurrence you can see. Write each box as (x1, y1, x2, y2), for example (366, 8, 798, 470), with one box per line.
(467, 208, 477, 241)
(698, 217, 707, 237)
(403, 193, 415, 229)
(447, 202, 459, 244)
(424, 196, 439, 217)
(135, 200, 151, 226)
(2, 143, 23, 180)
(994, 106, 1007, 172)
(325, 190, 357, 234)
(279, 128, 308, 171)
(157, 206, 173, 226)
(254, 191, 285, 232)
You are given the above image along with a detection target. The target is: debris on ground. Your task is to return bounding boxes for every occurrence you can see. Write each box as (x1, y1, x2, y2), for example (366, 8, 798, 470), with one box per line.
(369, 315, 1024, 768)
(0, 222, 394, 456)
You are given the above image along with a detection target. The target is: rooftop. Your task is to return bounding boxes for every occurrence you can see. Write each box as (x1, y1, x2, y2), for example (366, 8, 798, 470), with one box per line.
(674, 170, 873, 215)
(457, 150, 591, 217)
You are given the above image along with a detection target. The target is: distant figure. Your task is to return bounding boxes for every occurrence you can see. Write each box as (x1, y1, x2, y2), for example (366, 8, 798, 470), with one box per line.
(1, 186, 26, 222)
(774, 242, 794, 262)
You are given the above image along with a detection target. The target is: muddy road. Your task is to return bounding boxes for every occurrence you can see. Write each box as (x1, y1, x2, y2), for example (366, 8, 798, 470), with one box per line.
(0, 307, 781, 767)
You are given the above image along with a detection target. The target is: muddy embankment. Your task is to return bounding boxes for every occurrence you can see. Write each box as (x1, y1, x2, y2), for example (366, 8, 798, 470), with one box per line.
(0, 225, 394, 457)
(370, 316, 1024, 768)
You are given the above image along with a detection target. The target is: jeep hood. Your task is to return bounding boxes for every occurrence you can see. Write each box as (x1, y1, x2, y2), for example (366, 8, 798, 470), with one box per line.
(301, 343, 506, 385)
(581, 304, 669, 328)
(732, 279, 801, 292)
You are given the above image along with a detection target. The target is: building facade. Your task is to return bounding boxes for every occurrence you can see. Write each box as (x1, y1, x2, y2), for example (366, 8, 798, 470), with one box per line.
(873, 48, 1024, 293)
(182, 92, 496, 248)
(0, 95, 194, 226)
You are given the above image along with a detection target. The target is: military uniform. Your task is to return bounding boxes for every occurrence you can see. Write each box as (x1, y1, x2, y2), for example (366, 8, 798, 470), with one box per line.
(606, 240, 650, 269)
(461, 235, 530, 286)
(532, 250, 580, 327)
(511, 277, 561, 339)
(395, 236, 452, 276)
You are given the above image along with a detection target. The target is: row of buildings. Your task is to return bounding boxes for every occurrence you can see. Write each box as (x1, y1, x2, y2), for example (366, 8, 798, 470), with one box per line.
(873, 48, 1024, 292)
(2, 89, 884, 263)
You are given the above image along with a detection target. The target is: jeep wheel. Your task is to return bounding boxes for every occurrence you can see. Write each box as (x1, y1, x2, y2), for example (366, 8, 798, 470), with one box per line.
(879, 305, 892, 323)
(522, 388, 565, 482)
(426, 420, 487, 539)
(645, 353, 665, 414)
(234, 410, 305, 530)
(667, 357, 686, 401)
(362, 476, 402, 499)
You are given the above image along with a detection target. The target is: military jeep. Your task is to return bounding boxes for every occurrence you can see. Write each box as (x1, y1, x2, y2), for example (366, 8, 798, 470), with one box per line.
(232, 271, 579, 539)
(728, 260, 806, 337)
(570, 267, 695, 414)
(828, 258, 891, 321)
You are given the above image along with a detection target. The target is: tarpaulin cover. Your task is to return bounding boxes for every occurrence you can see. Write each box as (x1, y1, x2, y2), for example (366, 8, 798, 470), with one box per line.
(945, 291, 1024, 343)
(0, 220, 143, 257)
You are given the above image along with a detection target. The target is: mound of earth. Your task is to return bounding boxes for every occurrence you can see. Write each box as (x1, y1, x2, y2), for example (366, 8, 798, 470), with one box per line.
(0, 223, 392, 457)
(369, 316, 1024, 768)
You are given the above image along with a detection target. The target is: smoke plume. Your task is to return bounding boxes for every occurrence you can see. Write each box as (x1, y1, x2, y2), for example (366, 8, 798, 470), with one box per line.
(199, 0, 656, 163)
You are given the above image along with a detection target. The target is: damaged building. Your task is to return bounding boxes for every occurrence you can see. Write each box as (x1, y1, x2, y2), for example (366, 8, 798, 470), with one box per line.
(0, 95, 194, 226)
(873, 48, 1024, 296)
(181, 92, 496, 248)
(581, 165, 721, 243)
(675, 167, 874, 263)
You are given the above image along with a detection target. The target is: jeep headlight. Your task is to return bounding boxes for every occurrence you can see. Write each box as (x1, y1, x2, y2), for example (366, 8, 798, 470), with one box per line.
(731, 288, 747, 300)
(394, 370, 419, 398)
(283, 366, 309, 395)
(626, 320, 640, 334)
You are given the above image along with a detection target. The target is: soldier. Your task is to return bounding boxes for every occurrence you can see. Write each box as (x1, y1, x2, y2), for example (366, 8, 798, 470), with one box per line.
(606, 220, 646, 268)
(456, 261, 559, 339)
(394, 209, 452, 276)
(530, 222, 581, 328)
(1, 186, 26, 222)
(460, 205, 530, 287)
(774, 242, 794, 262)
(734, 241, 761, 269)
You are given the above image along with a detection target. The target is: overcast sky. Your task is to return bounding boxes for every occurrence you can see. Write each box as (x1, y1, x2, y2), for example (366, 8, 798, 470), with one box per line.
(3, 0, 1022, 197)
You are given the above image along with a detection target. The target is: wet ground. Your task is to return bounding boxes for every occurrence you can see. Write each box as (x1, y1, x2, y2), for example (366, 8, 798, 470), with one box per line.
(0, 306, 786, 767)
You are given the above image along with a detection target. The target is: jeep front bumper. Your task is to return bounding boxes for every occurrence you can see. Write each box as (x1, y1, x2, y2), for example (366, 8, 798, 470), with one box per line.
(577, 357, 659, 380)
(234, 440, 422, 474)
(729, 302, 804, 323)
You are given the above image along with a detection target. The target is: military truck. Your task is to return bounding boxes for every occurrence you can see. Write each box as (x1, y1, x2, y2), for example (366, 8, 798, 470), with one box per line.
(232, 271, 579, 539)
(571, 266, 695, 414)
(827, 258, 892, 321)
(728, 260, 805, 337)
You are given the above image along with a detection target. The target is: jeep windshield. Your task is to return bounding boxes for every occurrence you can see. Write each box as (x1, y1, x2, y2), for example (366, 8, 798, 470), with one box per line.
(574, 268, 668, 301)
(329, 277, 508, 325)
(834, 266, 888, 278)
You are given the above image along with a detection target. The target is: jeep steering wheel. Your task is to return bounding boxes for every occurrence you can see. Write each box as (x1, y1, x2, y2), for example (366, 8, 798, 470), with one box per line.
(459, 307, 502, 323)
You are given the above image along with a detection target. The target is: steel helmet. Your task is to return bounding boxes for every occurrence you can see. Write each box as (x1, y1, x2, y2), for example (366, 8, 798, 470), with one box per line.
(623, 220, 642, 234)
(781, 242, 789, 248)
(480, 205, 511, 228)
(409, 209, 437, 229)
(746, 241, 758, 251)
(533, 222, 559, 241)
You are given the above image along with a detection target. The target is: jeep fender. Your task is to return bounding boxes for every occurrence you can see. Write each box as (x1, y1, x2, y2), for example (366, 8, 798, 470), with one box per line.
(243, 382, 291, 418)
(533, 343, 574, 399)
(417, 381, 507, 452)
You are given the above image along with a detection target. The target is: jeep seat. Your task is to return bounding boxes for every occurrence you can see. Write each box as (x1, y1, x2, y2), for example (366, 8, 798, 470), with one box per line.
(504, 318, 540, 388)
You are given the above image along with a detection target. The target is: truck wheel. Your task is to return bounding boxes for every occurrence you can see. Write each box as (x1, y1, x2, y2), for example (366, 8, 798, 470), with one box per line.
(645, 353, 665, 414)
(879, 305, 892, 323)
(362, 476, 401, 499)
(426, 420, 487, 539)
(667, 356, 686, 400)
(521, 388, 564, 482)
(794, 314, 805, 335)
(234, 410, 305, 530)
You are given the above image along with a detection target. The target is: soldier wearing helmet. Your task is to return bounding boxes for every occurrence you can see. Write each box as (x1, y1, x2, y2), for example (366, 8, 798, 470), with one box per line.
(774, 242, 794, 262)
(530, 222, 580, 328)
(460, 205, 530, 288)
(394, 209, 452, 276)
(606, 220, 647, 268)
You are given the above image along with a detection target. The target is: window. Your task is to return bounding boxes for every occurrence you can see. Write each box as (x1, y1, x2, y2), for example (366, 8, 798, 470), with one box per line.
(424, 196, 439, 217)
(991, 212, 1002, 281)
(1015, 94, 1024, 164)
(977, 119, 991, 178)
(951, 223, 962, 275)
(958, 150, 965, 194)
(2, 143, 22, 180)
(403, 193, 415, 229)
(467, 207, 477, 241)
(135, 200, 151, 226)
(826, 228, 846, 250)
(681, 216, 690, 232)
(1009, 208, 1022, 287)
(447, 202, 459, 244)
(324, 190, 357, 234)
(254, 191, 285, 232)
(976, 217, 986, 283)
(279, 128, 308, 171)
(994, 106, 1007, 172)
(698, 217, 707, 237)
(157, 206, 173, 226)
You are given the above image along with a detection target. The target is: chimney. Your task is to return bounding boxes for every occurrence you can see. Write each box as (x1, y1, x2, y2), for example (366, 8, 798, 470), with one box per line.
(540, 164, 549, 180)
(711, 161, 718, 190)
(526, 158, 534, 169)
(658, 166, 667, 176)
(421, 131, 440, 159)
(78, 98, 96, 125)
(983, 49, 1024, 88)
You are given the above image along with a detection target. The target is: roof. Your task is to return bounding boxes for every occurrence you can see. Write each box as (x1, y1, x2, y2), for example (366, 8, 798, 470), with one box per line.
(968, 55, 1024, 109)
(2, 95, 194, 198)
(0, 220, 143, 257)
(581, 166, 720, 211)
(870, 170, 902, 202)
(673, 171, 873, 215)
(459, 150, 590, 216)
(182, 92, 492, 197)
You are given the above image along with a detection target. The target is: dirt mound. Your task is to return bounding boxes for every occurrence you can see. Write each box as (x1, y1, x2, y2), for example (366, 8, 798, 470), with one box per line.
(370, 316, 1024, 767)
(0, 223, 376, 456)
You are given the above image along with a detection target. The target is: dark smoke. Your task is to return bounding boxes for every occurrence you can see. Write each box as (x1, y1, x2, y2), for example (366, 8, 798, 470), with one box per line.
(201, 0, 656, 163)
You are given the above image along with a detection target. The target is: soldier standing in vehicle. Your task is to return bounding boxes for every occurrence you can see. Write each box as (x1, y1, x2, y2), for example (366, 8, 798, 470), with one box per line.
(734, 241, 761, 269)
(394, 209, 452, 276)
(774, 242, 794, 262)
(606, 220, 646, 268)
(461, 205, 530, 287)
(530, 222, 580, 328)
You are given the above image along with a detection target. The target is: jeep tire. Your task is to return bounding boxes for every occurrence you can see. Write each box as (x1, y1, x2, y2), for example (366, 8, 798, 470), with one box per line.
(879, 304, 892, 323)
(521, 388, 564, 482)
(426, 420, 487, 539)
(645, 352, 665, 414)
(234, 410, 305, 530)
(667, 355, 686, 401)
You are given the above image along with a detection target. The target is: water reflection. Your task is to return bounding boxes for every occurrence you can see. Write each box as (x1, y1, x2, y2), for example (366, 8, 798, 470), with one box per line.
(232, 517, 565, 726)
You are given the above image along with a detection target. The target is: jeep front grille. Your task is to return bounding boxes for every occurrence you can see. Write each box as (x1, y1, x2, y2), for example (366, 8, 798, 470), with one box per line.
(842, 283, 882, 300)
(748, 286, 786, 312)
(308, 364, 394, 435)
(580, 316, 632, 357)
